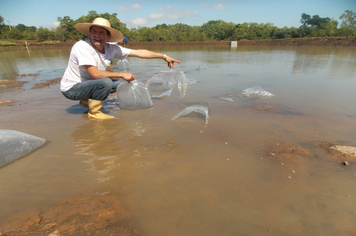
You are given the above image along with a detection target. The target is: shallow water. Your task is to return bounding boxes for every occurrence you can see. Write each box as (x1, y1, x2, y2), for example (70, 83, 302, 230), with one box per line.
(0, 44, 356, 235)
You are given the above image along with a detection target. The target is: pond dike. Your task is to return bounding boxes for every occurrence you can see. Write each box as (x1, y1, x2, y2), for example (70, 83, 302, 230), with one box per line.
(1, 37, 356, 49)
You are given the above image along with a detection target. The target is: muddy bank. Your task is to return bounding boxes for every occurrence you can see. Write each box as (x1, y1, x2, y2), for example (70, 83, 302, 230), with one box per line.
(0, 75, 61, 93)
(1, 37, 356, 49)
(237, 37, 356, 47)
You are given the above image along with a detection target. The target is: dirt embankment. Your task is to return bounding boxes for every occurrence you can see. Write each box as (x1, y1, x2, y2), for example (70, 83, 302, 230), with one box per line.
(126, 37, 356, 47)
(236, 37, 356, 47)
(2, 37, 356, 48)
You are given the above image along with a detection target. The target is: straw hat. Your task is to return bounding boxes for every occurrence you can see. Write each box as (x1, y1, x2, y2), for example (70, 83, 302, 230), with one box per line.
(75, 17, 123, 42)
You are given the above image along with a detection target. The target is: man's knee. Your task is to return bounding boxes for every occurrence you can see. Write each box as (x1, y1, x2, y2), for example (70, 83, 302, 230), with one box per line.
(98, 78, 113, 90)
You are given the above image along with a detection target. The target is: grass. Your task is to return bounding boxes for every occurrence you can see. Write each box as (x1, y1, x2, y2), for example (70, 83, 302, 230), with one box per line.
(31, 41, 57, 45)
(0, 41, 18, 46)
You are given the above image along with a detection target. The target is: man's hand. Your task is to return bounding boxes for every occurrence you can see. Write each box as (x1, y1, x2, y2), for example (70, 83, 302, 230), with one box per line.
(128, 49, 181, 69)
(163, 55, 180, 69)
(121, 73, 135, 82)
(83, 65, 135, 81)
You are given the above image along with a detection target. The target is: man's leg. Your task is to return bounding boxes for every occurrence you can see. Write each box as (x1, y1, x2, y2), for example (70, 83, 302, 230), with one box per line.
(62, 78, 115, 119)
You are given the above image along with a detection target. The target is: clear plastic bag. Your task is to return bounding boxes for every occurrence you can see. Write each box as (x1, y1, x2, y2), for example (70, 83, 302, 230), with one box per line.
(146, 71, 197, 98)
(242, 85, 274, 98)
(117, 59, 130, 70)
(0, 129, 46, 167)
(151, 89, 173, 98)
(172, 105, 210, 125)
(116, 80, 153, 110)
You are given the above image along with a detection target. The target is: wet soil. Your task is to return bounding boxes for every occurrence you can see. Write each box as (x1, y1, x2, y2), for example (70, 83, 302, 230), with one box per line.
(1, 192, 138, 236)
(0, 75, 61, 93)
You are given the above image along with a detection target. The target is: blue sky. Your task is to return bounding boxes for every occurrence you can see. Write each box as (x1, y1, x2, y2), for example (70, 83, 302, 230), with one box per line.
(1, 0, 355, 29)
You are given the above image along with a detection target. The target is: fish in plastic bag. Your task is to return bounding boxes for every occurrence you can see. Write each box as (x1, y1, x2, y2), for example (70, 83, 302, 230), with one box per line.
(172, 105, 210, 125)
(151, 89, 173, 98)
(146, 71, 197, 98)
(116, 80, 153, 110)
(0, 129, 46, 167)
(117, 59, 130, 70)
(242, 86, 274, 98)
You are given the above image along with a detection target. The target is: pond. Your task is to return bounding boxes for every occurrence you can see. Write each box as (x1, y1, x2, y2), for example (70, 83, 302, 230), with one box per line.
(0, 43, 356, 235)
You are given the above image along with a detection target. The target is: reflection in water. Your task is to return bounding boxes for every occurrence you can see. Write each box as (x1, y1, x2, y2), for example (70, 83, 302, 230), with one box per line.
(0, 46, 70, 81)
(71, 116, 181, 183)
(290, 47, 356, 78)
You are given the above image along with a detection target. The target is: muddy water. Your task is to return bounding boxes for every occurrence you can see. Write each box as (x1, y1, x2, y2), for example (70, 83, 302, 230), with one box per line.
(0, 44, 356, 235)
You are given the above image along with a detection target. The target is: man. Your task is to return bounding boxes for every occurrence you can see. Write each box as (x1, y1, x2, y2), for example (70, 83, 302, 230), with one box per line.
(118, 36, 128, 46)
(60, 17, 180, 120)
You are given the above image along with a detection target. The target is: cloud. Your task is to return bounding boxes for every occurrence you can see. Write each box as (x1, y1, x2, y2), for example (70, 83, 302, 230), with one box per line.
(167, 15, 180, 20)
(200, 3, 210, 8)
(200, 2, 226, 10)
(51, 22, 60, 28)
(129, 17, 148, 25)
(117, 6, 129, 11)
(181, 10, 199, 16)
(158, 5, 198, 19)
(117, 4, 143, 11)
(214, 3, 226, 10)
(149, 13, 164, 19)
(132, 4, 143, 10)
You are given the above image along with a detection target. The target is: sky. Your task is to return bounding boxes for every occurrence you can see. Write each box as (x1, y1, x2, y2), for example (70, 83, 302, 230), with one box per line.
(1, 0, 355, 30)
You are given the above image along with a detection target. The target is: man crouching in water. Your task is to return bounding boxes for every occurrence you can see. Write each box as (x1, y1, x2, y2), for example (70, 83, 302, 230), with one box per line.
(60, 17, 180, 120)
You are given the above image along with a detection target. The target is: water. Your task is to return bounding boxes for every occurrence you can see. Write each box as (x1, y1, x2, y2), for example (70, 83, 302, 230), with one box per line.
(0, 44, 356, 235)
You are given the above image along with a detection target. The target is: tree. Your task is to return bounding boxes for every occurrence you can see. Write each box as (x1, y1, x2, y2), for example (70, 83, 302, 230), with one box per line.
(9, 27, 23, 39)
(300, 13, 311, 27)
(339, 10, 356, 36)
(340, 10, 356, 27)
(17, 23, 27, 32)
(57, 16, 78, 41)
(36, 27, 50, 41)
(201, 20, 236, 41)
(0, 15, 7, 36)
(299, 13, 333, 37)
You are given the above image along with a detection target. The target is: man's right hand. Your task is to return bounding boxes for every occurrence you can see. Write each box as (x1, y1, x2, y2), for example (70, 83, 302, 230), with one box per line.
(120, 72, 135, 82)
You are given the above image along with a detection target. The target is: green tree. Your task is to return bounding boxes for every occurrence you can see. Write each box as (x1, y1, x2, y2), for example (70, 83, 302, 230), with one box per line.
(339, 10, 356, 36)
(231, 23, 250, 40)
(9, 27, 23, 39)
(188, 26, 207, 41)
(23, 31, 37, 40)
(201, 20, 236, 40)
(16, 23, 27, 32)
(36, 27, 50, 41)
(0, 15, 7, 37)
(299, 13, 333, 37)
(57, 16, 78, 41)
(340, 10, 356, 27)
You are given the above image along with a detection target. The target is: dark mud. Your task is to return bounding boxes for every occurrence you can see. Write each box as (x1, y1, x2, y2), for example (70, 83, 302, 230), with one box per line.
(0, 75, 61, 94)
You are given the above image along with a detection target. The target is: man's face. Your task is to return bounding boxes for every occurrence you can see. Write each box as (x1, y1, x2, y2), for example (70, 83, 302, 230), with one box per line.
(90, 26, 111, 48)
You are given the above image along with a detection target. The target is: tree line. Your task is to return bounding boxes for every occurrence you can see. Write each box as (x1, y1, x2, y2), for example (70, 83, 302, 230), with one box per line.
(0, 10, 355, 42)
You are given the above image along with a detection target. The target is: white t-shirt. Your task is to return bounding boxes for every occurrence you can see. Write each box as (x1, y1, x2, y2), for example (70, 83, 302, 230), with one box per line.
(60, 38, 131, 92)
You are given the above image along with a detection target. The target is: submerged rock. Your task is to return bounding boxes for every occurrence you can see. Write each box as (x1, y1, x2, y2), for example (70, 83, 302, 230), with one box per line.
(330, 145, 356, 158)
(315, 142, 356, 162)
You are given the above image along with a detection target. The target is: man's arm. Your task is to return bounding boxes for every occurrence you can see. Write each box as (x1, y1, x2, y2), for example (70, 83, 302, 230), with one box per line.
(83, 65, 135, 81)
(128, 49, 180, 69)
